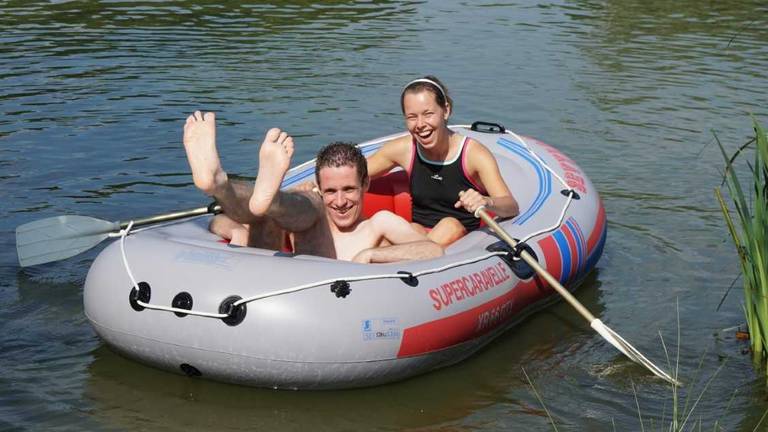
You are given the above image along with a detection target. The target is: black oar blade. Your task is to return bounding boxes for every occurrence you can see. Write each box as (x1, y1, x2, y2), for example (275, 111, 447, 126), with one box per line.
(16, 215, 120, 267)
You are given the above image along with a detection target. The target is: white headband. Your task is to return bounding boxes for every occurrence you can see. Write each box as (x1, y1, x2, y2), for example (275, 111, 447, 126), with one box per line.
(402, 78, 447, 102)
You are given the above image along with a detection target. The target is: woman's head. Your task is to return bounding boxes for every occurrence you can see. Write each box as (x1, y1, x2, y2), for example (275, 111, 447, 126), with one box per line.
(401, 76, 453, 149)
(400, 75, 453, 115)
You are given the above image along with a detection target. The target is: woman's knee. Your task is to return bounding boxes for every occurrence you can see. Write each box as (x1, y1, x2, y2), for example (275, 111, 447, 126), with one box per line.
(428, 217, 467, 247)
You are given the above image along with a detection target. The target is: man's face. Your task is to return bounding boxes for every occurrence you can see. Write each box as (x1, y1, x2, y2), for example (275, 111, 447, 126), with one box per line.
(317, 165, 366, 230)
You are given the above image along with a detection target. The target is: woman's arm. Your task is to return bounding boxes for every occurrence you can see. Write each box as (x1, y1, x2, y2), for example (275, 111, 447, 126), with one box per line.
(366, 136, 411, 179)
(460, 140, 519, 218)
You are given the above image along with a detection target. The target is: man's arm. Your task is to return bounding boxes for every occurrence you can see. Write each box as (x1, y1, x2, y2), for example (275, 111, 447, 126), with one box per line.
(353, 240, 443, 264)
(351, 210, 443, 263)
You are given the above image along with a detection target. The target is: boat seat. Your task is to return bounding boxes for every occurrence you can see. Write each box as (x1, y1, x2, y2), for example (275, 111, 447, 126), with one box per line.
(362, 170, 412, 222)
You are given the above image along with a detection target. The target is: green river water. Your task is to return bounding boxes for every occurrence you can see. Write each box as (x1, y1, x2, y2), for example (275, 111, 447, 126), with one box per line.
(1, 1, 767, 430)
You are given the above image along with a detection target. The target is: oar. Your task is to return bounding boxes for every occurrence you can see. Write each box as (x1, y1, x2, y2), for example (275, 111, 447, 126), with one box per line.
(475, 207, 681, 386)
(16, 203, 221, 267)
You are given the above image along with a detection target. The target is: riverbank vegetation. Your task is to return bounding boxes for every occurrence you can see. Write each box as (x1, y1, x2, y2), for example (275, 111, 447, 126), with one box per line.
(715, 118, 768, 375)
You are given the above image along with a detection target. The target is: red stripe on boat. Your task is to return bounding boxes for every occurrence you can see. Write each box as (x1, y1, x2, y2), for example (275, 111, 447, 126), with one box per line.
(587, 202, 606, 251)
(397, 279, 536, 357)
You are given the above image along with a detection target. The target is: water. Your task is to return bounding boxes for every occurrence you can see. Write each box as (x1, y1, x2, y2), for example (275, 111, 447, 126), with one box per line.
(2, 0, 767, 430)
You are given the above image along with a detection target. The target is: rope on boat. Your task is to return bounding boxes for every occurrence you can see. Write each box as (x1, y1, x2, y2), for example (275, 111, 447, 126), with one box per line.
(120, 221, 509, 319)
(229, 250, 509, 308)
(116, 127, 580, 320)
(502, 129, 576, 245)
(120, 221, 231, 319)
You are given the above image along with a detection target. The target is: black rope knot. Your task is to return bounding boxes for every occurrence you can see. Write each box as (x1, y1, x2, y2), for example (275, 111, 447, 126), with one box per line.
(330, 280, 351, 298)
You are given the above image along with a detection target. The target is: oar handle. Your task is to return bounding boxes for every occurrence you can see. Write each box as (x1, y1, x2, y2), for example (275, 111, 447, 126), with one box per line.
(118, 202, 222, 229)
(475, 207, 596, 323)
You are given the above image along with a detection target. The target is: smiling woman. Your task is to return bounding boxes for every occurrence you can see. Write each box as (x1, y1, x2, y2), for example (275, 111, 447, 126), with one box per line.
(366, 76, 520, 247)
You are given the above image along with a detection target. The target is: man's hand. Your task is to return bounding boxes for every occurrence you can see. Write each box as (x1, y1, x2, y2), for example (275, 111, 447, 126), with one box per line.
(351, 248, 373, 264)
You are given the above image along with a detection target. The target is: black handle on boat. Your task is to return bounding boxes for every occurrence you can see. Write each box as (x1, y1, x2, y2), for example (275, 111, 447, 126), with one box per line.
(475, 208, 595, 322)
(470, 121, 506, 133)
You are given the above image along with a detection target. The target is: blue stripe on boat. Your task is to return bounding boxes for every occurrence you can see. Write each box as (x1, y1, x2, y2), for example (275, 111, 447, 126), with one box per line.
(497, 137, 551, 225)
(282, 167, 316, 188)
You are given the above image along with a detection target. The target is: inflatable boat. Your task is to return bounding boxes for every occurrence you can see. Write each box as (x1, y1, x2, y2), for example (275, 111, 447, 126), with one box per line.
(83, 122, 606, 390)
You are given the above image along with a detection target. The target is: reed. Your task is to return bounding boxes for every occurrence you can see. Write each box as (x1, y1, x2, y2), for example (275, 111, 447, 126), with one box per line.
(715, 118, 768, 371)
(525, 301, 768, 430)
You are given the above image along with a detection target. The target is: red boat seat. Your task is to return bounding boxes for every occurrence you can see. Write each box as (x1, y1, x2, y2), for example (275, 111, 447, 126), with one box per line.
(362, 170, 412, 222)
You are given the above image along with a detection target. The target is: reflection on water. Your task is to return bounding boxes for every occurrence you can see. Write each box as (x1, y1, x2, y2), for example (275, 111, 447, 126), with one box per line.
(83, 287, 601, 431)
(2, 0, 768, 429)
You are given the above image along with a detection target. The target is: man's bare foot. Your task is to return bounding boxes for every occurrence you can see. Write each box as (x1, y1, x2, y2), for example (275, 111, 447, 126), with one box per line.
(183, 111, 228, 196)
(249, 128, 294, 216)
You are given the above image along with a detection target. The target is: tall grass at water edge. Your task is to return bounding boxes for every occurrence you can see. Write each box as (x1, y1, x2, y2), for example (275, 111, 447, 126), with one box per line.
(522, 120, 768, 430)
(715, 118, 768, 374)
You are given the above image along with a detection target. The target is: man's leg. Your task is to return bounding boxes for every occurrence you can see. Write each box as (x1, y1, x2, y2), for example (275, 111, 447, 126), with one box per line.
(246, 126, 335, 257)
(426, 217, 467, 247)
(183, 112, 319, 227)
(183, 111, 331, 254)
(183, 111, 262, 224)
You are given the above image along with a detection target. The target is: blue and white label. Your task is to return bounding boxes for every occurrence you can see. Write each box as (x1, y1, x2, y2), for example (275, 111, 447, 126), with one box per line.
(362, 318, 401, 341)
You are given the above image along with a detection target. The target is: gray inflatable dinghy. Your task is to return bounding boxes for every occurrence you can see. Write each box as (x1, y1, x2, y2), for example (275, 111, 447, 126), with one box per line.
(84, 123, 606, 389)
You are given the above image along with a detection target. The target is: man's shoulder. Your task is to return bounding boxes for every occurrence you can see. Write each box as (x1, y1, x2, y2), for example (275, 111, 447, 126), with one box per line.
(368, 210, 412, 232)
(369, 209, 404, 224)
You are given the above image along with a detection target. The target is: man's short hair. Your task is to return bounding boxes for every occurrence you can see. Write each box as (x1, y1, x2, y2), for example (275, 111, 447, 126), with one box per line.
(315, 142, 368, 186)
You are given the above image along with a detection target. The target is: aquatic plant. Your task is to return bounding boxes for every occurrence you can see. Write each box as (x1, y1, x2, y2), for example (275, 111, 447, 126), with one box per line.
(715, 118, 768, 369)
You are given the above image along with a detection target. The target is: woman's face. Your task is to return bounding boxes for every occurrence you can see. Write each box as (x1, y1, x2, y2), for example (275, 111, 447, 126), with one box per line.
(402, 90, 451, 151)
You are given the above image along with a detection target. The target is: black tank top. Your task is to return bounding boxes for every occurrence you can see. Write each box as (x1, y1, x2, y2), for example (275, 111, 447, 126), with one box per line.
(409, 136, 486, 231)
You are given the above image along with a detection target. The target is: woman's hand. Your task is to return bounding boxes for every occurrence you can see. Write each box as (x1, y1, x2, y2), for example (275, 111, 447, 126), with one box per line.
(455, 189, 493, 214)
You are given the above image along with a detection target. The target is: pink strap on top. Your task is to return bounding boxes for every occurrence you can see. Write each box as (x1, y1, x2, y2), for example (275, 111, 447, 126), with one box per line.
(407, 137, 417, 177)
(459, 136, 487, 194)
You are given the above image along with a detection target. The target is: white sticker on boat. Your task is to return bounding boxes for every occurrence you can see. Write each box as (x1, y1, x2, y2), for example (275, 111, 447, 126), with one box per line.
(174, 249, 232, 268)
(362, 318, 401, 341)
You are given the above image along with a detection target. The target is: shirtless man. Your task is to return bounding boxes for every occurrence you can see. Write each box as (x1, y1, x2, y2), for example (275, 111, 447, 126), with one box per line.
(182, 111, 443, 263)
